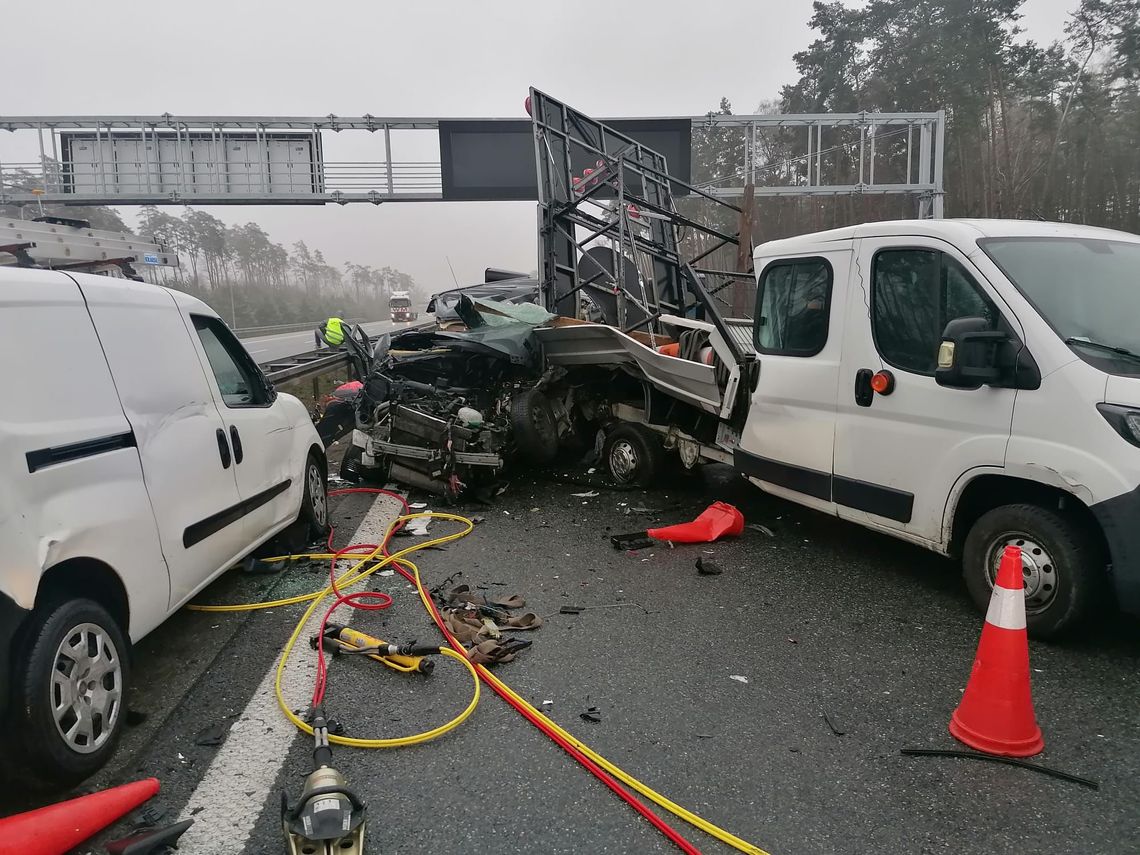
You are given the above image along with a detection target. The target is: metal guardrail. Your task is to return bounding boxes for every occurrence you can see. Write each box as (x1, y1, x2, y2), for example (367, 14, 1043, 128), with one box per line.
(234, 317, 367, 338)
(260, 319, 434, 386)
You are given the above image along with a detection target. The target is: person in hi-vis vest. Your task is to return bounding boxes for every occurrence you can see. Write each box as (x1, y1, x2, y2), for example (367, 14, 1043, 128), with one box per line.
(315, 315, 346, 348)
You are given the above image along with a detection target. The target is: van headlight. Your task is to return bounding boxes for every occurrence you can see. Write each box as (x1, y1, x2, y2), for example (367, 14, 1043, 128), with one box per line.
(1097, 403, 1140, 447)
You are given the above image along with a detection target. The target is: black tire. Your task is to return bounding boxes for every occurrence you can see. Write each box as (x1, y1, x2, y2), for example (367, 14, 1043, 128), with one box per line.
(7, 598, 130, 788)
(602, 423, 666, 487)
(339, 445, 364, 484)
(511, 389, 560, 464)
(962, 503, 1108, 639)
(299, 452, 330, 539)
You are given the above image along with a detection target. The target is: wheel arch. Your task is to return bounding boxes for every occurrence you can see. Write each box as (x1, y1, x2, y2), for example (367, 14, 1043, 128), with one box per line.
(947, 472, 1107, 561)
(35, 557, 131, 638)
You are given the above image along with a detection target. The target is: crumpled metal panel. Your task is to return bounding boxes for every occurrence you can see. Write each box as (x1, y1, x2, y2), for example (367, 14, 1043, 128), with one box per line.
(533, 323, 723, 413)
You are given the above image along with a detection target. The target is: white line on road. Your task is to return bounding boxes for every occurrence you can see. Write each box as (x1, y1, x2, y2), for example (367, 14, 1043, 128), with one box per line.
(176, 496, 402, 854)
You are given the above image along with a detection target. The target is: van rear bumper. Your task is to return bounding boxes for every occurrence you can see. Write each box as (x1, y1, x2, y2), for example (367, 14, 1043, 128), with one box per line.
(0, 592, 30, 719)
(1091, 485, 1140, 614)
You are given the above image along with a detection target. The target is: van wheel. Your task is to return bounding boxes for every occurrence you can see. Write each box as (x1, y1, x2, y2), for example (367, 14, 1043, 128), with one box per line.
(300, 453, 330, 538)
(962, 504, 1107, 639)
(511, 389, 560, 464)
(9, 598, 129, 788)
(603, 424, 665, 487)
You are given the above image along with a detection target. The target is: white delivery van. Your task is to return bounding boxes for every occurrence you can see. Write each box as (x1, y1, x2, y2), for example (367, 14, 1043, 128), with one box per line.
(0, 268, 329, 786)
(731, 218, 1140, 637)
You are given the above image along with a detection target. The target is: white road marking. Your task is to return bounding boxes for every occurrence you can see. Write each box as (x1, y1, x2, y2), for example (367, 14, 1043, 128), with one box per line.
(176, 495, 403, 854)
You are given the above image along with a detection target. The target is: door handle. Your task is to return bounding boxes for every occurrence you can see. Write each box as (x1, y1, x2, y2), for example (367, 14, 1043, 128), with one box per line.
(854, 369, 874, 408)
(216, 428, 232, 469)
(229, 425, 244, 465)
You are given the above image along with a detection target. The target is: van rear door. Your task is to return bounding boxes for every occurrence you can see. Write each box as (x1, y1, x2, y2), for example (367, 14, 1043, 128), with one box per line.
(734, 249, 850, 515)
(74, 276, 249, 608)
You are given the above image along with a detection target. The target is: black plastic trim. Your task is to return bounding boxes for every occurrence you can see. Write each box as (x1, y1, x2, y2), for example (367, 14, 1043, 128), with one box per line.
(733, 448, 831, 501)
(26, 431, 137, 473)
(183, 479, 291, 548)
(832, 475, 914, 523)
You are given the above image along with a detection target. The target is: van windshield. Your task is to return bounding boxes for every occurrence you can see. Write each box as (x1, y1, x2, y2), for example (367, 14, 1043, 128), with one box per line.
(981, 237, 1140, 373)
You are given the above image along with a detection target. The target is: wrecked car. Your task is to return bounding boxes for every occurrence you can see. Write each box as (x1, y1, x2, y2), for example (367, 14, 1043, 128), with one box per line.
(340, 296, 572, 499)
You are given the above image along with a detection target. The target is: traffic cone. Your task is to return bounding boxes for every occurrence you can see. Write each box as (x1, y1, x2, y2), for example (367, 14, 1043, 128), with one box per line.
(647, 501, 744, 544)
(949, 546, 1044, 757)
(0, 777, 160, 855)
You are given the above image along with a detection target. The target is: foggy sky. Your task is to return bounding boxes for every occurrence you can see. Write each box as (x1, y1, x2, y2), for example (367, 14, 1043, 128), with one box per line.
(2, 0, 1076, 291)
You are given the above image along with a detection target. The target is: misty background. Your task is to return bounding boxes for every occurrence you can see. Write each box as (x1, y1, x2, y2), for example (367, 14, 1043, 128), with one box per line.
(0, 0, 1094, 324)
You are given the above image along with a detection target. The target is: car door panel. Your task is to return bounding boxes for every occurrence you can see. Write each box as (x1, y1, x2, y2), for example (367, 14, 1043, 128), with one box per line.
(188, 314, 298, 538)
(833, 238, 1020, 544)
(75, 277, 248, 609)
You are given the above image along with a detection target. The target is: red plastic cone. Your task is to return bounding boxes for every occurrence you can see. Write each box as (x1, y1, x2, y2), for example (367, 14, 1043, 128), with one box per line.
(647, 501, 744, 544)
(949, 546, 1044, 757)
(0, 777, 160, 855)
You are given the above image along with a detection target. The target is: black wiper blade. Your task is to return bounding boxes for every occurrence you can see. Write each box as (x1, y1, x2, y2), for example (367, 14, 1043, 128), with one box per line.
(1065, 337, 1140, 362)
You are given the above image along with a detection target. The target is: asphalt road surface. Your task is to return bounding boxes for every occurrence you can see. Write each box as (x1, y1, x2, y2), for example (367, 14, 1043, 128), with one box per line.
(239, 320, 413, 364)
(6, 468, 1138, 855)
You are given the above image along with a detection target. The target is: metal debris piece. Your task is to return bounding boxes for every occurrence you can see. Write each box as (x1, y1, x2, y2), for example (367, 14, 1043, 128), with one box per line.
(696, 557, 723, 575)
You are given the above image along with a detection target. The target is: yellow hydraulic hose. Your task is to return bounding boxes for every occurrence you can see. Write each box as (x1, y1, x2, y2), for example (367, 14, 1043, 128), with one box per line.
(191, 513, 481, 748)
(190, 511, 771, 854)
(402, 540, 772, 855)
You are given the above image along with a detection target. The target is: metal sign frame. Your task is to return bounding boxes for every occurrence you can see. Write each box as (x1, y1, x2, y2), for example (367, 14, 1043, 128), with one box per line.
(0, 111, 944, 213)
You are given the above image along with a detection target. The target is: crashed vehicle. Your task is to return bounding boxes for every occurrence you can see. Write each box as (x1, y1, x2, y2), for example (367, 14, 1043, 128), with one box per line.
(340, 296, 577, 499)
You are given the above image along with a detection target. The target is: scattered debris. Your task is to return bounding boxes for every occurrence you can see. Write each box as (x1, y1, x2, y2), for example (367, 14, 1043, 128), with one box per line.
(106, 819, 194, 855)
(405, 516, 432, 536)
(696, 557, 723, 576)
(409, 502, 428, 509)
(193, 723, 229, 747)
(821, 711, 846, 737)
(542, 699, 554, 706)
(378, 569, 395, 577)
(242, 556, 285, 575)
(580, 706, 602, 723)
(748, 523, 776, 537)
(559, 605, 584, 615)
(901, 748, 1099, 790)
(696, 733, 715, 739)
(729, 675, 749, 684)
(610, 531, 656, 550)
(572, 490, 600, 498)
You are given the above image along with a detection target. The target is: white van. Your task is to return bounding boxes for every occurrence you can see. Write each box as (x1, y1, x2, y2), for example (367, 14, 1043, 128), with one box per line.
(0, 268, 329, 786)
(734, 219, 1140, 638)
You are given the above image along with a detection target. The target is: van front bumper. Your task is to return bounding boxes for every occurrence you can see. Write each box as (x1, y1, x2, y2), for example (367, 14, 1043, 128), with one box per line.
(1091, 484, 1140, 614)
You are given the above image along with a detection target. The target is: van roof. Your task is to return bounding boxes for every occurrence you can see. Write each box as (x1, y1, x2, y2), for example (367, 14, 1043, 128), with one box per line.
(754, 218, 1140, 257)
(0, 267, 219, 318)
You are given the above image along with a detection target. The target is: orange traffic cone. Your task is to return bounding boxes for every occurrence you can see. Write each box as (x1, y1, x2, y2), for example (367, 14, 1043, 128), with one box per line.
(0, 777, 160, 855)
(949, 546, 1044, 757)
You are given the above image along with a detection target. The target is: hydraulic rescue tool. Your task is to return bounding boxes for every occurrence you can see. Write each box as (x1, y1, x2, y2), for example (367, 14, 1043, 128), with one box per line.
(282, 708, 367, 855)
(313, 623, 442, 675)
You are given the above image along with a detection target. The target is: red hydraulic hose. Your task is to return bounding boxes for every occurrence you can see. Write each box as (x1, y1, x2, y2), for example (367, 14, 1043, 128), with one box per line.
(321, 486, 702, 854)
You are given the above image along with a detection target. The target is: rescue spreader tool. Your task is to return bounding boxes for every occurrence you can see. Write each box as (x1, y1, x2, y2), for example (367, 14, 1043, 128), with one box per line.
(282, 708, 367, 855)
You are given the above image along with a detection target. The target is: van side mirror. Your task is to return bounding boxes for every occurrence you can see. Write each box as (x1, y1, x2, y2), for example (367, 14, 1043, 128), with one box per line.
(936, 317, 1007, 389)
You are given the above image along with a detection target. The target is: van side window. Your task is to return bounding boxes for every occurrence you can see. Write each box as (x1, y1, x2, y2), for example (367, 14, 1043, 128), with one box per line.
(755, 258, 832, 356)
(872, 250, 997, 375)
(192, 315, 269, 407)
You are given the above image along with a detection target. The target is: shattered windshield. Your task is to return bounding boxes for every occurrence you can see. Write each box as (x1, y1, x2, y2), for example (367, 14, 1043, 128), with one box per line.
(981, 237, 1140, 373)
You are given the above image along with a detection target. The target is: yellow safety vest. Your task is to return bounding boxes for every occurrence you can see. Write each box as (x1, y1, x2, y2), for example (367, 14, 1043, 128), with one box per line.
(324, 317, 345, 345)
